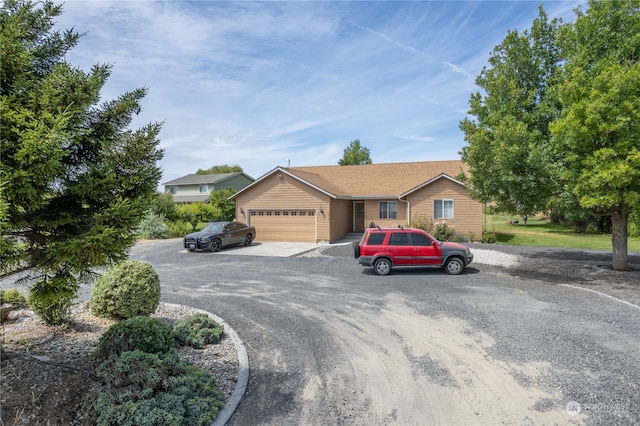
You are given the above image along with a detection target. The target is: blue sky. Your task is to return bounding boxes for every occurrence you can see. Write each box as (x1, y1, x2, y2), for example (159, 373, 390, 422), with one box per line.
(54, 1, 579, 183)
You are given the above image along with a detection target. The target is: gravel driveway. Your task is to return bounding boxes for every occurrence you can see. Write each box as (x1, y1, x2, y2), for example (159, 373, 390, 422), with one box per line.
(123, 240, 640, 425)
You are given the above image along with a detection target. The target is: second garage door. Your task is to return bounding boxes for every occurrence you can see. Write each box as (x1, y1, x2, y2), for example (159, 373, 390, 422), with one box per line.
(249, 209, 316, 242)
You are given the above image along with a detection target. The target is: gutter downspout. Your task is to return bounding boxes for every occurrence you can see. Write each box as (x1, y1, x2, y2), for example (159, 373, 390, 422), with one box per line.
(399, 198, 410, 225)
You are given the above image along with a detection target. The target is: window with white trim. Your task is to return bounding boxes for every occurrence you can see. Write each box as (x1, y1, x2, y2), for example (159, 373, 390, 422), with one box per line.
(199, 185, 209, 193)
(379, 201, 397, 219)
(434, 199, 454, 219)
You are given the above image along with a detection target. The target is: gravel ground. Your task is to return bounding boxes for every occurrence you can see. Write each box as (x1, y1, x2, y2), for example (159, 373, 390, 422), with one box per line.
(314, 241, 640, 306)
(296, 242, 640, 425)
(2, 241, 639, 425)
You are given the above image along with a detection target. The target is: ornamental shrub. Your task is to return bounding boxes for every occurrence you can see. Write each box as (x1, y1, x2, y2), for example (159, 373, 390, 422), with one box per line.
(90, 260, 160, 320)
(433, 222, 456, 242)
(167, 220, 192, 238)
(97, 316, 175, 360)
(410, 215, 435, 233)
(28, 275, 77, 325)
(0, 289, 27, 309)
(137, 212, 168, 239)
(93, 349, 224, 426)
(173, 313, 224, 349)
(481, 230, 497, 243)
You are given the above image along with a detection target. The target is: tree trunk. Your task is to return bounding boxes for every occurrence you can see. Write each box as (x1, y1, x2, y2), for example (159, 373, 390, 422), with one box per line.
(610, 206, 629, 271)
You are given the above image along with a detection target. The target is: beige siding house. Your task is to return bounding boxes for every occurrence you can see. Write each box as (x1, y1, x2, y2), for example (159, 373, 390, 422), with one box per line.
(163, 172, 254, 203)
(231, 160, 482, 243)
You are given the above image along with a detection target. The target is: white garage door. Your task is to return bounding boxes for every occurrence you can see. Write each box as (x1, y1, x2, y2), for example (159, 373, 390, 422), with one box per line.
(249, 209, 316, 242)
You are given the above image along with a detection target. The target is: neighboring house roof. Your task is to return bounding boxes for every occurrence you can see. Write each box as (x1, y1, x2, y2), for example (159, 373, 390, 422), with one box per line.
(172, 194, 211, 203)
(163, 172, 253, 186)
(232, 160, 468, 200)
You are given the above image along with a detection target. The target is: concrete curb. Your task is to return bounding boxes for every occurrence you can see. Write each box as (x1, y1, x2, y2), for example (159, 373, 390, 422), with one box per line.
(163, 303, 249, 426)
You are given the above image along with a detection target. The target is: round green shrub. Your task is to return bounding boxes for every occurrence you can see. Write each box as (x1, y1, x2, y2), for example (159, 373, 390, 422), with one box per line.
(90, 260, 160, 319)
(97, 316, 175, 360)
(173, 313, 224, 349)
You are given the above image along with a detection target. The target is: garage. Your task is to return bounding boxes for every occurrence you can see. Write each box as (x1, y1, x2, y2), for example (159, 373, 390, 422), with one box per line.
(248, 209, 316, 242)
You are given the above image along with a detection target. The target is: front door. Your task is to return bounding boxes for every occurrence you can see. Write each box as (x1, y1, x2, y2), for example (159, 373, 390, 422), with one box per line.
(354, 202, 365, 232)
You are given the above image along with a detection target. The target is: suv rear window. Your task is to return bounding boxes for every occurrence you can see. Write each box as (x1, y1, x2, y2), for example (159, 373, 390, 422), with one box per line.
(367, 233, 386, 245)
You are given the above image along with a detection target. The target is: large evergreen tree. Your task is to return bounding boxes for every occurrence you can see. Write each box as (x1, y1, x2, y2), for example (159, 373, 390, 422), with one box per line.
(0, 0, 164, 323)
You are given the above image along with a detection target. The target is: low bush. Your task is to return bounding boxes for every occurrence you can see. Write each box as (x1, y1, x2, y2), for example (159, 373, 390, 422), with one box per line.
(433, 222, 455, 242)
(90, 260, 160, 320)
(481, 230, 497, 243)
(410, 215, 435, 233)
(93, 349, 224, 426)
(97, 316, 175, 360)
(173, 313, 224, 349)
(28, 275, 77, 325)
(0, 289, 27, 309)
(167, 220, 192, 238)
(137, 212, 168, 239)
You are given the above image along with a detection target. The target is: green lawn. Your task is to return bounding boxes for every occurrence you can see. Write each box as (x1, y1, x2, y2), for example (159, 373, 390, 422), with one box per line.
(484, 214, 640, 252)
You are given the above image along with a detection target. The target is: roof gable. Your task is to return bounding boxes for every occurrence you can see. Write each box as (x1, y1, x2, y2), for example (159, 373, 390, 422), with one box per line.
(399, 173, 467, 198)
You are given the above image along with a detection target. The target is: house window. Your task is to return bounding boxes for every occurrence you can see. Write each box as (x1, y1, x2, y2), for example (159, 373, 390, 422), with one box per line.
(199, 185, 208, 193)
(434, 199, 454, 219)
(379, 201, 397, 219)
(169, 187, 177, 194)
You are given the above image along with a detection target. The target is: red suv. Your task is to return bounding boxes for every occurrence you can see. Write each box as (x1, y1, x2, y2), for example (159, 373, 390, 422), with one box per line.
(353, 227, 473, 275)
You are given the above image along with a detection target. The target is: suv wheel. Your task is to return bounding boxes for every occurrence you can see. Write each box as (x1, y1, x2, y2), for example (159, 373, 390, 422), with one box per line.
(373, 258, 392, 276)
(444, 257, 464, 275)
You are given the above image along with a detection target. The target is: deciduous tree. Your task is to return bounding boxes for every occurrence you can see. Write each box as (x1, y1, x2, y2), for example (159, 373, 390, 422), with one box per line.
(208, 188, 237, 221)
(196, 164, 243, 174)
(460, 6, 563, 219)
(551, 0, 640, 270)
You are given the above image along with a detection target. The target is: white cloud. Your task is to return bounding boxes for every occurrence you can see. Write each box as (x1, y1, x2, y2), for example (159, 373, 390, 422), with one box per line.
(52, 0, 579, 182)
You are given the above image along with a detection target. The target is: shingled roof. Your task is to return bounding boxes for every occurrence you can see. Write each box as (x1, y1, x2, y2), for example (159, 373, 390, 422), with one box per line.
(287, 160, 467, 198)
(163, 173, 244, 186)
(235, 160, 468, 199)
